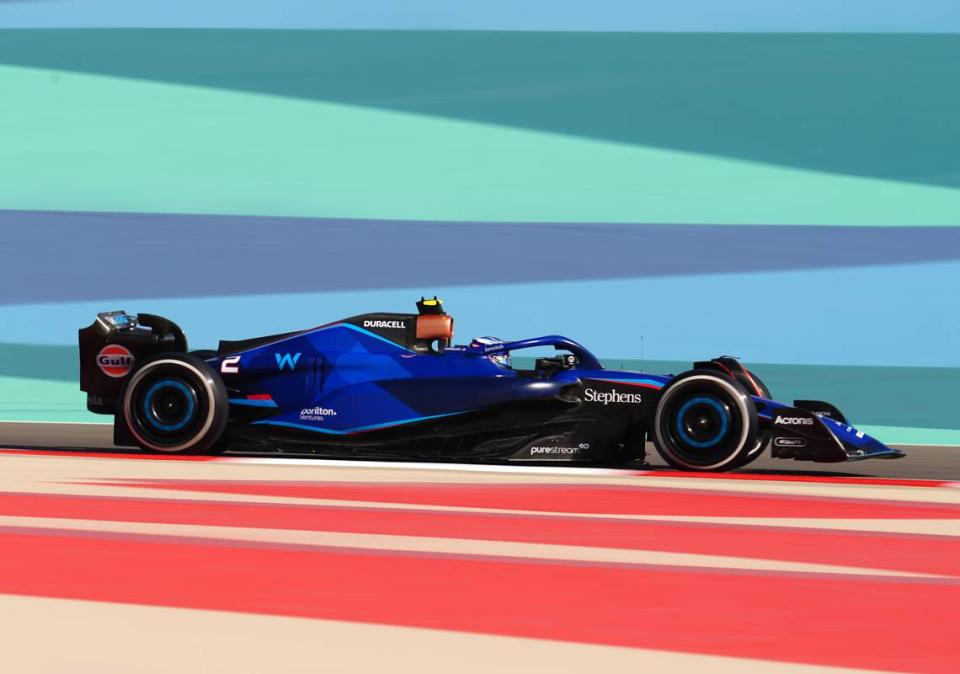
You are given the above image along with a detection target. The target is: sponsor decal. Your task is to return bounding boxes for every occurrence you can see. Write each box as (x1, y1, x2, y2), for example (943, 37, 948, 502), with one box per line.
(530, 442, 590, 455)
(220, 355, 241, 374)
(845, 426, 866, 439)
(774, 437, 808, 448)
(300, 406, 337, 422)
(470, 337, 506, 354)
(583, 388, 643, 405)
(814, 411, 833, 418)
(774, 415, 814, 426)
(363, 320, 406, 330)
(275, 352, 301, 371)
(96, 344, 135, 378)
(87, 393, 105, 407)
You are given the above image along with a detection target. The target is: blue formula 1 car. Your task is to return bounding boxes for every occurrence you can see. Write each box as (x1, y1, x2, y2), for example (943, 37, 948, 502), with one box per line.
(78, 298, 904, 471)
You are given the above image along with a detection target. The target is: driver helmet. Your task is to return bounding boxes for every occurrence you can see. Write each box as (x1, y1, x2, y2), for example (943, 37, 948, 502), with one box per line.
(471, 336, 512, 369)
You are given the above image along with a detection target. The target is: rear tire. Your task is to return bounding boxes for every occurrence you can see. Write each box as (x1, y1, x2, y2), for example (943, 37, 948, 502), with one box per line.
(121, 353, 228, 454)
(651, 370, 758, 472)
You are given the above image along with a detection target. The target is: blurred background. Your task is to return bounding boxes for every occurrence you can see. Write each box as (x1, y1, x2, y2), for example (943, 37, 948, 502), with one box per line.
(0, 1, 958, 442)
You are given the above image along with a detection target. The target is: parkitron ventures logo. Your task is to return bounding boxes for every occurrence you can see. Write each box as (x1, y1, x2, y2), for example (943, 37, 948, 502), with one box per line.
(300, 406, 337, 422)
(275, 352, 302, 371)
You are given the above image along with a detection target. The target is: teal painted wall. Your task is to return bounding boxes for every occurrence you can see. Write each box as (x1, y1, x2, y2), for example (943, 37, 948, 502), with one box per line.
(0, 27, 957, 437)
(1, 31, 959, 221)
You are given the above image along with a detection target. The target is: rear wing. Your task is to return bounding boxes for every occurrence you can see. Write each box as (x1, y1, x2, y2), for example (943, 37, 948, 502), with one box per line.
(78, 311, 187, 414)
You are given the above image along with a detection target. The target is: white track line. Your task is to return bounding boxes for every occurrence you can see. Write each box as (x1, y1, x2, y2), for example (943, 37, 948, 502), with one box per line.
(0, 515, 943, 579)
(222, 455, 642, 476)
(0, 594, 875, 674)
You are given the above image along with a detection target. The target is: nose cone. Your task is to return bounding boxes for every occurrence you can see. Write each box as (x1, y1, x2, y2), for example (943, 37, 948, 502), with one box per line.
(821, 416, 906, 460)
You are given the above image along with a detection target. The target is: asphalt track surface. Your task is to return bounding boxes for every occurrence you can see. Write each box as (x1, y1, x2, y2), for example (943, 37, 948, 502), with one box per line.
(0, 421, 957, 480)
(1, 422, 960, 672)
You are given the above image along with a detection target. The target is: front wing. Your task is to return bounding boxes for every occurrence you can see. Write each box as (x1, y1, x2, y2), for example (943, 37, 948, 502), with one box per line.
(757, 399, 905, 462)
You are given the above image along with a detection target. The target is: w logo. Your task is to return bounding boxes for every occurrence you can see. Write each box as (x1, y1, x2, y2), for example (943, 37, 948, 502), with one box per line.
(275, 352, 302, 371)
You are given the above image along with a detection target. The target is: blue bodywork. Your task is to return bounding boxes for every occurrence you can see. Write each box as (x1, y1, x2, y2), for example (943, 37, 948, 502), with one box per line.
(204, 319, 901, 462)
(210, 326, 637, 435)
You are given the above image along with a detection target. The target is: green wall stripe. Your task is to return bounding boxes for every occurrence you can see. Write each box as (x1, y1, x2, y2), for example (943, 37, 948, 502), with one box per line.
(2, 34, 960, 224)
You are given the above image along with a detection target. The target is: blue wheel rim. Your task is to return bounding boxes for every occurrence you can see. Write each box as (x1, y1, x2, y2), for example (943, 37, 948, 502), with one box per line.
(142, 379, 196, 432)
(675, 396, 728, 449)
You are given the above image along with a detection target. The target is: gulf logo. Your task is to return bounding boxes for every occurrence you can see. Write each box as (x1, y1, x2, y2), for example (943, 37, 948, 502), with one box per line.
(96, 344, 135, 378)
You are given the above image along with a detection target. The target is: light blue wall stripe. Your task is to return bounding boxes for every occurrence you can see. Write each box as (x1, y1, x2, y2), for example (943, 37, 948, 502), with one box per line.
(3, 261, 957, 367)
(1, 1, 959, 32)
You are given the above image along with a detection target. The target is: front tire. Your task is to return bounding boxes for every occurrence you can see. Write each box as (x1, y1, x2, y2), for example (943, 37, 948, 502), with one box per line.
(651, 370, 758, 472)
(121, 353, 228, 454)
(730, 370, 772, 469)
